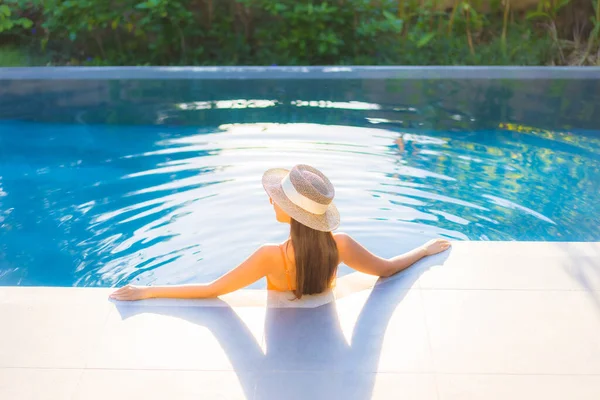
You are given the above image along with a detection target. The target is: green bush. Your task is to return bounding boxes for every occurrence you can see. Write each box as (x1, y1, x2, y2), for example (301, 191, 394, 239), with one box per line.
(34, 0, 410, 65)
(0, 0, 598, 66)
(0, 0, 33, 34)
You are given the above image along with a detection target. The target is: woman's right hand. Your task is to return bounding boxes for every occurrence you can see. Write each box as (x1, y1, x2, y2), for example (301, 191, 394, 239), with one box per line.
(421, 238, 452, 256)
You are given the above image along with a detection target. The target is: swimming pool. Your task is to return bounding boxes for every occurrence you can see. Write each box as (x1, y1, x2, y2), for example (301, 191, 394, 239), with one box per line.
(0, 67, 599, 287)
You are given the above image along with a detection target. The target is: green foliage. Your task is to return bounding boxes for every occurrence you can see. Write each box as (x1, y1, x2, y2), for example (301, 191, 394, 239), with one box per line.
(39, 0, 197, 64)
(590, 0, 600, 41)
(0, 45, 27, 65)
(233, 0, 406, 65)
(0, 45, 47, 66)
(0, 0, 598, 66)
(526, 0, 572, 21)
(0, 0, 33, 33)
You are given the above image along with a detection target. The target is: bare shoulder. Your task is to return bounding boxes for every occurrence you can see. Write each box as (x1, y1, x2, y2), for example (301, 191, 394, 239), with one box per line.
(333, 232, 353, 250)
(253, 243, 281, 272)
(256, 243, 280, 258)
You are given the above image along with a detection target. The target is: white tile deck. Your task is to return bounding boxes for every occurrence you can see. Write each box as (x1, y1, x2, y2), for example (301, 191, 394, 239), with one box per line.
(1, 241, 599, 399)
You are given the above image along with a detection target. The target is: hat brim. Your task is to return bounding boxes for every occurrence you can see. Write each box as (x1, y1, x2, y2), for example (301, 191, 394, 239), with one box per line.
(262, 168, 340, 232)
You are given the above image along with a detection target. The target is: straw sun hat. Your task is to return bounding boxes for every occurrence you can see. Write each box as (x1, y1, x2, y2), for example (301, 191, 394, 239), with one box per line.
(262, 164, 340, 232)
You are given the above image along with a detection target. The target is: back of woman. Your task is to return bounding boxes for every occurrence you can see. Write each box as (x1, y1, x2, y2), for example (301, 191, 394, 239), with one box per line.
(266, 219, 339, 297)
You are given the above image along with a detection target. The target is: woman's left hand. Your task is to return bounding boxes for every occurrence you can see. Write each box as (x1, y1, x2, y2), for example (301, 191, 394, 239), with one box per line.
(421, 238, 452, 256)
(110, 285, 151, 301)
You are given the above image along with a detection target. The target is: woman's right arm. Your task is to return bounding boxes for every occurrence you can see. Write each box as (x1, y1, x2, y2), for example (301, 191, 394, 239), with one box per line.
(334, 233, 451, 277)
(110, 245, 275, 301)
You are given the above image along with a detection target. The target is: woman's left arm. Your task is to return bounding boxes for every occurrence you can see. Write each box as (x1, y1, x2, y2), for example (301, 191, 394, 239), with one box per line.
(110, 245, 273, 301)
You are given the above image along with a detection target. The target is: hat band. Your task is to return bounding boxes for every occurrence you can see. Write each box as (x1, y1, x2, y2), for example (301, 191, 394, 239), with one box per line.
(281, 173, 329, 215)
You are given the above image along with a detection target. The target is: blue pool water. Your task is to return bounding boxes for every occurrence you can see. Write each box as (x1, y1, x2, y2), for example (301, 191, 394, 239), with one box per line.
(0, 118, 598, 287)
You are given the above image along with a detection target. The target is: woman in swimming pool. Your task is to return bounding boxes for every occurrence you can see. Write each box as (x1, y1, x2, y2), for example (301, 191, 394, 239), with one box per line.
(110, 164, 451, 301)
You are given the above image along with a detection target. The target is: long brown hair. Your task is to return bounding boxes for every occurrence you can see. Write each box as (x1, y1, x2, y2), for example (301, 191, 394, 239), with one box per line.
(288, 218, 339, 298)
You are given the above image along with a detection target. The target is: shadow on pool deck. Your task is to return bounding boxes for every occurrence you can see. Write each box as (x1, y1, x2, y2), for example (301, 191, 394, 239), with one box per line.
(113, 252, 450, 400)
(562, 244, 600, 312)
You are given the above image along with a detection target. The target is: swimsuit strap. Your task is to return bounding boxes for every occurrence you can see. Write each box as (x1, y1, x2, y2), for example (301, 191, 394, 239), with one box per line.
(279, 244, 293, 291)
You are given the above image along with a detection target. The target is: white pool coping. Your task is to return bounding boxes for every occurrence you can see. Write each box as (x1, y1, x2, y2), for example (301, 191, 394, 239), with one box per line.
(1, 241, 600, 399)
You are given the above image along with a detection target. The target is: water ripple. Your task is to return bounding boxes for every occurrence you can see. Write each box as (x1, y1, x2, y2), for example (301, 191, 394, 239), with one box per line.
(0, 121, 599, 287)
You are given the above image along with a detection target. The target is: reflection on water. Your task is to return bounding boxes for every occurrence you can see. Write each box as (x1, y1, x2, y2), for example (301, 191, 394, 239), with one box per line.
(0, 120, 598, 287)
